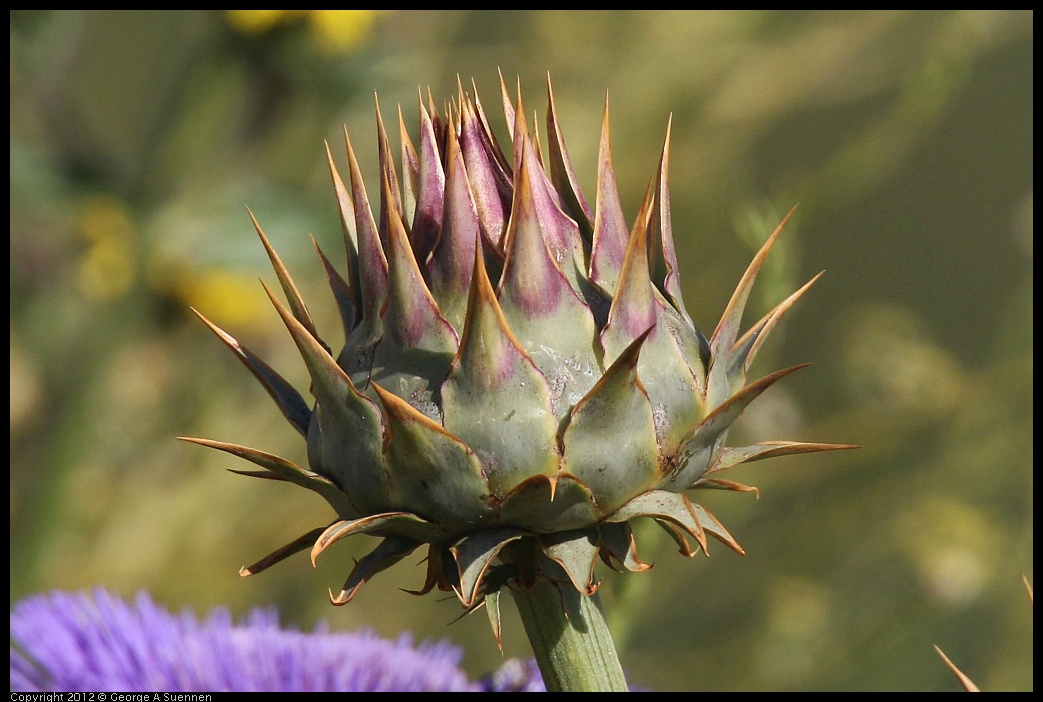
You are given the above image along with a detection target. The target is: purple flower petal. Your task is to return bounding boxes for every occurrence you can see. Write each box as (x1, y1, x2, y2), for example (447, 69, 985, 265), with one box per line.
(10, 588, 483, 692)
(479, 657, 548, 692)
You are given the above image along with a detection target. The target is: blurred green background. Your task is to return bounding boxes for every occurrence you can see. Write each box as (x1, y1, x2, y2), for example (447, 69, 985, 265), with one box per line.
(10, 10, 1032, 692)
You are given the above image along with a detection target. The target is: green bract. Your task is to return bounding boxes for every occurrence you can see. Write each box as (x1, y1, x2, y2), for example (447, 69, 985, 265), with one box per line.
(184, 76, 851, 626)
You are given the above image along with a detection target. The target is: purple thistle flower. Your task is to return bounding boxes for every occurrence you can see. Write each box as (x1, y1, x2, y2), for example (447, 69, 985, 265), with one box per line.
(10, 588, 544, 692)
(478, 657, 548, 693)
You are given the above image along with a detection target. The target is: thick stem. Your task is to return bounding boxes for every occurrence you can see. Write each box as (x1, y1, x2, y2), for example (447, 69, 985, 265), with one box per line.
(511, 577, 629, 692)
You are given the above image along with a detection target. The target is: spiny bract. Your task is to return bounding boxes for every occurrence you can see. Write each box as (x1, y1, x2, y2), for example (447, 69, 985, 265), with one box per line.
(183, 75, 852, 628)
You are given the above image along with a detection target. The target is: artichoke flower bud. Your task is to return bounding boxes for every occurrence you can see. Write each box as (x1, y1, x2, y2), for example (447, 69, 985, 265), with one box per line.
(183, 74, 854, 625)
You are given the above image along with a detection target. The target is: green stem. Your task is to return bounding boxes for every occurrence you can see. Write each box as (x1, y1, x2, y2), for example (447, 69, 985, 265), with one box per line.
(511, 577, 629, 692)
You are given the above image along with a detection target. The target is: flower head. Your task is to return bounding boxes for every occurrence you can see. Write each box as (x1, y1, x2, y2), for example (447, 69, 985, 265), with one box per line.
(10, 588, 511, 692)
(183, 74, 853, 628)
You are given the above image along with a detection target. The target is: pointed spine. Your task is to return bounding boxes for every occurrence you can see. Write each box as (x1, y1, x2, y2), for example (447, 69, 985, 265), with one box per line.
(239, 526, 330, 577)
(382, 174, 458, 352)
(325, 141, 363, 320)
(247, 209, 319, 342)
(311, 236, 355, 341)
(706, 206, 797, 408)
(711, 206, 797, 359)
(398, 103, 419, 231)
(180, 436, 351, 511)
(344, 127, 388, 335)
(409, 95, 446, 266)
(190, 309, 311, 437)
(546, 73, 594, 239)
(730, 271, 823, 380)
(460, 91, 509, 252)
(427, 121, 481, 330)
(329, 536, 421, 606)
(374, 94, 403, 249)
(647, 117, 691, 320)
(589, 96, 630, 297)
(509, 94, 586, 291)
(667, 364, 810, 490)
(262, 280, 390, 514)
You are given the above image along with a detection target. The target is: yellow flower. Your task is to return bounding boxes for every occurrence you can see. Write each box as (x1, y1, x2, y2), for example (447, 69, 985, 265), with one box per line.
(226, 10, 384, 54)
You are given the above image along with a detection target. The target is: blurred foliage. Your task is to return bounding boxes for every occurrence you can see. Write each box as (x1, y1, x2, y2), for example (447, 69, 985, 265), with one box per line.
(10, 10, 1032, 691)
